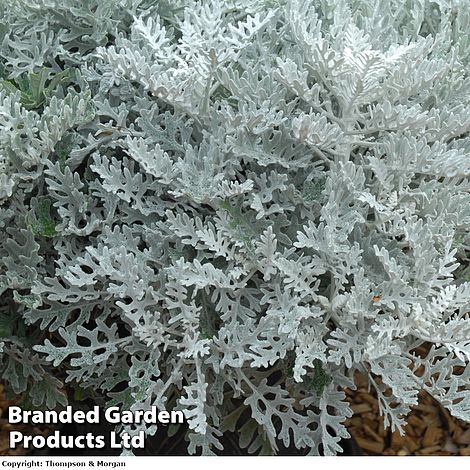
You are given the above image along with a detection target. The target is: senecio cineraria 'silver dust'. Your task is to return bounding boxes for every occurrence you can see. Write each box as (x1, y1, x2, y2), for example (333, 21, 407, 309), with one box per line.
(0, 0, 469, 456)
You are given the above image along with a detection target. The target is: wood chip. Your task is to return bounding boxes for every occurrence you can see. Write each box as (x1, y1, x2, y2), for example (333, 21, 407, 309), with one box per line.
(423, 413, 439, 426)
(363, 417, 377, 429)
(355, 437, 384, 454)
(361, 394, 378, 406)
(383, 448, 396, 456)
(418, 445, 442, 455)
(422, 426, 443, 447)
(378, 425, 388, 438)
(459, 447, 470, 456)
(408, 415, 427, 432)
(0, 442, 9, 453)
(363, 423, 382, 443)
(364, 412, 377, 421)
(406, 437, 420, 453)
(351, 403, 371, 414)
(443, 438, 458, 454)
(405, 425, 416, 438)
(414, 404, 436, 413)
(391, 430, 408, 449)
(455, 429, 470, 445)
(438, 404, 460, 435)
(347, 417, 362, 428)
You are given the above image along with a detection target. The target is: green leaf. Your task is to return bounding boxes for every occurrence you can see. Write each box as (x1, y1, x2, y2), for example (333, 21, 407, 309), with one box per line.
(73, 384, 84, 401)
(20, 69, 49, 109)
(13, 292, 42, 309)
(45, 68, 74, 96)
(28, 197, 57, 238)
(0, 79, 19, 94)
(309, 359, 332, 397)
(0, 313, 14, 338)
(0, 68, 75, 110)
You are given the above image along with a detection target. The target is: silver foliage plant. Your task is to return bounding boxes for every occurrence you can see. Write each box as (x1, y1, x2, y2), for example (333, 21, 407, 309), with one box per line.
(1, 0, 470, 455)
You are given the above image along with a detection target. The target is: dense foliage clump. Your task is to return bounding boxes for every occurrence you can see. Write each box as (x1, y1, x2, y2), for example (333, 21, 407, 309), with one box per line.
(1, 0, 470, 455)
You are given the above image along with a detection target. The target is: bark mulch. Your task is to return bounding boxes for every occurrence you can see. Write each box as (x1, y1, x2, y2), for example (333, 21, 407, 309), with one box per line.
(0, 383, 52, 456)
(345, 372, 470, 456)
